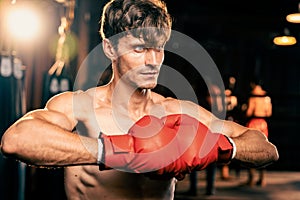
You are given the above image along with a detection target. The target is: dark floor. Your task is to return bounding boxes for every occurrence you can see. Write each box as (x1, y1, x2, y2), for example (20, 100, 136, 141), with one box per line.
(174, 169, 300, 200)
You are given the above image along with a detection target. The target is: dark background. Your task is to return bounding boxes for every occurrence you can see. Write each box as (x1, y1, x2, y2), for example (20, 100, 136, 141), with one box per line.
(0, 0, 300, 199)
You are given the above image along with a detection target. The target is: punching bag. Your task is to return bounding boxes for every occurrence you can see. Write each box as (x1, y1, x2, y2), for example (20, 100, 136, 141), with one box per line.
(0, 53, 27, 200)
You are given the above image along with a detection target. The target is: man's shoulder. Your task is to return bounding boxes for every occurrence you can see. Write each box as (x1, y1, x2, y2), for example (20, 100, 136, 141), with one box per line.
(70, 87, 106, 101)
(152, 93, 178, 105)
(157, 96, 202, 114)
(45, 89, 94, 109)
(46, 91, 75, 106)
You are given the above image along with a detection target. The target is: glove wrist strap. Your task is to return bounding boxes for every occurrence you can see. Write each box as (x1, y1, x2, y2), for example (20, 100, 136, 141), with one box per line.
(97, 137, 104, 164)
(226, 136, 237, 159)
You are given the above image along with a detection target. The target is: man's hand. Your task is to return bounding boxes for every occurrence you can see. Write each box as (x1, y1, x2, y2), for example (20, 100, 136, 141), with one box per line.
(99, 114, 234, 180)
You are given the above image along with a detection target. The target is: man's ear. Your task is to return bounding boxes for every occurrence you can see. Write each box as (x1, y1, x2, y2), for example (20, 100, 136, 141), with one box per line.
(103, 39, 116, 59)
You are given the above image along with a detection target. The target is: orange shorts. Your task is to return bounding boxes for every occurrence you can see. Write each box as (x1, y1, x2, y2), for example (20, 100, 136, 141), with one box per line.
(246, 118, 268, 138)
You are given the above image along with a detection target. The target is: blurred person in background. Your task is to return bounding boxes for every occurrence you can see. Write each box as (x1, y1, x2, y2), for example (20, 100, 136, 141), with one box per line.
(245, 81, 272, 187)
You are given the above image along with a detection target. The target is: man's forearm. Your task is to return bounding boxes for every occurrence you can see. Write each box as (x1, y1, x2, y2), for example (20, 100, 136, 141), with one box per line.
(231, 129, 279, 168)
(1, 118, 98, 167)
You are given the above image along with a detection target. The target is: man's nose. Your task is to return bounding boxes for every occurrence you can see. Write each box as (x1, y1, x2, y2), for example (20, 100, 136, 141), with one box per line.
(145, 49, 162, 66)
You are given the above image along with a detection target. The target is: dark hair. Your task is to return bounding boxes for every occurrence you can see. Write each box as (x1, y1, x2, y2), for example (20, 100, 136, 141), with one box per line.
(99, 0, 172, 45)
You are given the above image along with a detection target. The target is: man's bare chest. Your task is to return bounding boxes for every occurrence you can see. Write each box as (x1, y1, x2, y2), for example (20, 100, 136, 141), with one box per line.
(75, 106, 136, 138)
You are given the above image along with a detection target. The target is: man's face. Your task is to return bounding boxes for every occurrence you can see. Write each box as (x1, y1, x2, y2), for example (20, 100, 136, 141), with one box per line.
(114, 34, 165, 89)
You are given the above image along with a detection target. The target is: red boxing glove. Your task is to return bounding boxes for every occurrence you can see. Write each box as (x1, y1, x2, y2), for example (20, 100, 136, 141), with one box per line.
(99, 114, 234, 180)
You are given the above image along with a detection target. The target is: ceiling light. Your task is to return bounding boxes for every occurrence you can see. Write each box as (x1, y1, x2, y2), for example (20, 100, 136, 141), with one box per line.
(273, 28, 297, 46)
(273, 36, 297, 46)
(286, 3, 300, 23)
(7, 6, 41, 40)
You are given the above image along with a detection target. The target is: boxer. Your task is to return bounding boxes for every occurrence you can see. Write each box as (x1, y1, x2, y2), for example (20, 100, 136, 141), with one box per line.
(1, 0, 278, 199)
(245, 82, 273, 187)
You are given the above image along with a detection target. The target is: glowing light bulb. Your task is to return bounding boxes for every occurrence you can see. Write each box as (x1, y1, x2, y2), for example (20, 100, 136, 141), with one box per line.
(7, 7, 41, 40)
(273, 36, 297, 46)
(286, 13, 300, 23)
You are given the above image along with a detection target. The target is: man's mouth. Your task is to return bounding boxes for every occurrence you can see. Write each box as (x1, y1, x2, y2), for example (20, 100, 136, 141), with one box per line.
(140, 71, 158, 76)
(141, 71, 158, 75)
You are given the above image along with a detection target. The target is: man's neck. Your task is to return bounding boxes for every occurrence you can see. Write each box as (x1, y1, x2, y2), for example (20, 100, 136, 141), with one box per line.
(108, 80, 154, 120)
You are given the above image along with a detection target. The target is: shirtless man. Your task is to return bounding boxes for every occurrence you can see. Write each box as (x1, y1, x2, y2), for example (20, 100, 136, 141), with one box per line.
(246, 83, 272, 124)
(1, 0, 278, 199)
(246, 82, 273, 186)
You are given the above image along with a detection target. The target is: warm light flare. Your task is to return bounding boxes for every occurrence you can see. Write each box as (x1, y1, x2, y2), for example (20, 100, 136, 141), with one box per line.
(286, 13, 300, 23)
(7, 7, 41, 40)
(273, 36, 297, 46)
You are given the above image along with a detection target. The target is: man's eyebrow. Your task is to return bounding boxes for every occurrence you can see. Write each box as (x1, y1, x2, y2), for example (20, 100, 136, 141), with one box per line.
(127, 40, 147, 48)
(131, 40, 145, 45)
(125, 36, 166, 48)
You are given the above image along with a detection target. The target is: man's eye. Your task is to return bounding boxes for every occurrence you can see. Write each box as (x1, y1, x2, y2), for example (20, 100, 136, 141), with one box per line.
(134, 46, 146, 52)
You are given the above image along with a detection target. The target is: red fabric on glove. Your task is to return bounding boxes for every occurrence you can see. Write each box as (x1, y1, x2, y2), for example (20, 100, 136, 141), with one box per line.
(99, 114, 234, 180)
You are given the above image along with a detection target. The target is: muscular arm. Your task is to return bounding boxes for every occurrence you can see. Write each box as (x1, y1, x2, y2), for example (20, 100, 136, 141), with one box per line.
(210, 116, 278, 168)
(176, 100, 279, 168)
(0, 92, 98, 167)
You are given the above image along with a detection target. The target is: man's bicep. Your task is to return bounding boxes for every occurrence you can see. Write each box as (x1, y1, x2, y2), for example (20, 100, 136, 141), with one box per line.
(37, 92, 77, 130)
(23, 108, 74, 131)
